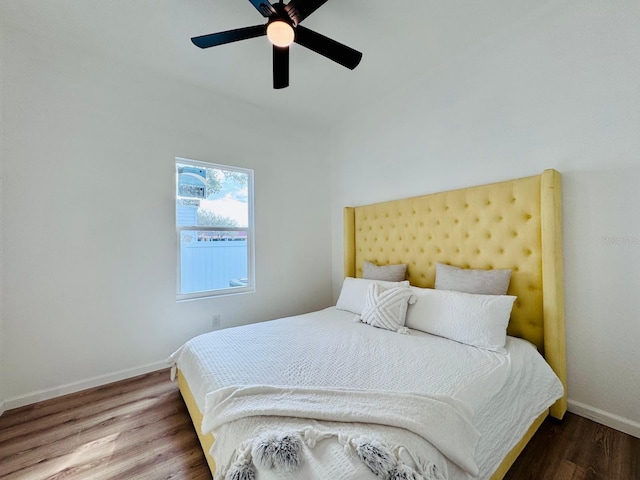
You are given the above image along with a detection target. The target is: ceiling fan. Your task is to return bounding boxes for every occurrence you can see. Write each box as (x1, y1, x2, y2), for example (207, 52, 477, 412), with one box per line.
(191, 0, 363, 89)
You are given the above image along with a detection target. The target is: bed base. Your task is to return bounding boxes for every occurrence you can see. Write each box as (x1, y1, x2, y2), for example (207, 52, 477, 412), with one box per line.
(178, 370, 216, 475)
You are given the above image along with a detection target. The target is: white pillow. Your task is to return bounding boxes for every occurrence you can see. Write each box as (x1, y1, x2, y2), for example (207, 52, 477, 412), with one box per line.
(359, 283, 416, 333)
(336, 277, 410, 315)
(405, 287, 516, 353)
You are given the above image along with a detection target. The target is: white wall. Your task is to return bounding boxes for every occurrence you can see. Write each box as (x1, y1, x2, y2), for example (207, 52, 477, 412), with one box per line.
(0, 26, 333, 409)
(330, 1, 640, 437)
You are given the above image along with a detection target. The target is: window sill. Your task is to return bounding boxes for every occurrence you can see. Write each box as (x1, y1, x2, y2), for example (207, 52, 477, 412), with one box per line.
(176, 286, 255, 302)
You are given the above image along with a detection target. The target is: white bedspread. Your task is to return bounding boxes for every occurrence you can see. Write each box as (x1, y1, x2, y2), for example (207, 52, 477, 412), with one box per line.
(168, 307, 563, 480)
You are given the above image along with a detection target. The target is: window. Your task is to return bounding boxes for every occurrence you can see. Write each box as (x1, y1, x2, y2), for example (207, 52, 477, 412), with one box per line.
(176, 158, 254, 300)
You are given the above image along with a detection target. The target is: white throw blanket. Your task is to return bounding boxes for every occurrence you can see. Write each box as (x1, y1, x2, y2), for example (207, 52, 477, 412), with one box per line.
(203, 385, 480, 478)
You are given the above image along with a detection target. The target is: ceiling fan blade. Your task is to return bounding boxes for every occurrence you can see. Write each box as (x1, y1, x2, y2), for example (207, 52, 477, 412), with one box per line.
(191, 25, 265, 49)
(294, 25, 362, 70)
(273, 45, 290, 89)
(247, 0, 276, 17)
(285, 0, 328, 25)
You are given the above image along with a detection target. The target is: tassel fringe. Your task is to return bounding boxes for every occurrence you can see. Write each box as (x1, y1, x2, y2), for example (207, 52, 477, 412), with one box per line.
(221, 428, 441, 480)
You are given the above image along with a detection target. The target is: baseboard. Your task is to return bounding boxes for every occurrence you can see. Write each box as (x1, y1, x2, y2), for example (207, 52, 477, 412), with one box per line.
(1, 361, 168, 413)
(568, 399, 640, 439)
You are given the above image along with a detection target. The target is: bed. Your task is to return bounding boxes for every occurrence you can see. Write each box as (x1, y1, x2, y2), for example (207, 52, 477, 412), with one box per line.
(169, 169, 567, 480)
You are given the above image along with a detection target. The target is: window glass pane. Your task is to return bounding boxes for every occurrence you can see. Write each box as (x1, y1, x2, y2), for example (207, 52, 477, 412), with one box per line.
(177, 163, 249, 228)
(179, 230, 248, 293)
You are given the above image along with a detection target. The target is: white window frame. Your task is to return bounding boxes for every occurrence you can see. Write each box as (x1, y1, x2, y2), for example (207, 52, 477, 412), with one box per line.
(176, 157, 255, 301)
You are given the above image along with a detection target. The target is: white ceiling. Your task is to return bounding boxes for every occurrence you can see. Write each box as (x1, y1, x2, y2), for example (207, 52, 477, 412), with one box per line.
(2, 0, 546, 125)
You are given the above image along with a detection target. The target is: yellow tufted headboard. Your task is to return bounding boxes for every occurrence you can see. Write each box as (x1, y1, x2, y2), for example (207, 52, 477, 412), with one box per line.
(344, 169, 566, 419)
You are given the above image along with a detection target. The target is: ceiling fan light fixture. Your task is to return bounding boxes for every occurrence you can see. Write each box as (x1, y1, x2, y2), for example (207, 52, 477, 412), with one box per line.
(266, 20, 295, 47)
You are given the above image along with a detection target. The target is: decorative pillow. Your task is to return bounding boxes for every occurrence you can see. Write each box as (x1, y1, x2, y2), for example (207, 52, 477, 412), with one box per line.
(405, 287, 516, 353)
(363, 261, 407, 282)
(435, 263, 512, 295)
(336, 277, 410, 315)
(359, 283, 416, 333)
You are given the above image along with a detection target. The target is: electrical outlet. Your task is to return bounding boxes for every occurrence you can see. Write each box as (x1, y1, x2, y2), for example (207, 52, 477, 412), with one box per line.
(211, 314, 221, 328)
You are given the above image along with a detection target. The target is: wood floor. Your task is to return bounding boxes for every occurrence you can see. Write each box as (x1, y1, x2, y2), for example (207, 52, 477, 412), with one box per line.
(1, 370, 638, 480)
(0, 370, 211, 480)
(505, 411, 640, 480)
